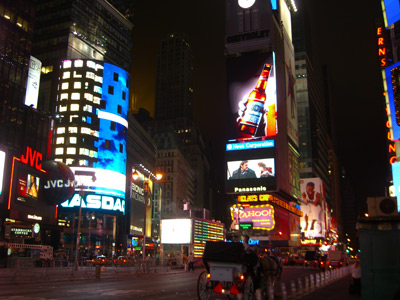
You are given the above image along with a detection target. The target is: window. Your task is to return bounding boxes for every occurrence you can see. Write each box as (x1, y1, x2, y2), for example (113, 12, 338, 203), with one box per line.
(63, 72, 70, 79)
(108, 86, 114, 95)
(117, 105, 122, 114)
(110, 121, 116, 131)
(119, 144, 123, 153)
(70, 137, 77, 144)
(71, 93, 80, 100)
(73, 71, 82, 78)
(66, 148, 76, 155)
(69, 127, 78, 133)
(122, 91, 126, 100)
(104, 140, 111, 149)
(84, 93, 93, 101)
(113, 72, 119, 81)
(74, 60, 84, 67)
(60, 93, 68, 100)
(57, 127, 65, 134)
(100, 100, 106, 109)
(63, 61, 72, 68)
(61, 82, 69, 90)
(55, 148, 64, 155)
(70, 104, 79, 111)
(74, 82, 81, 89)
(56, 137, 64, 144)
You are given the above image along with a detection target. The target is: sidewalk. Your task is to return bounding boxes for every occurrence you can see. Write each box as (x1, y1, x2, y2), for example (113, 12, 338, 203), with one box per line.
(0, 264, 186, 285)
(298, 274, 361, 300)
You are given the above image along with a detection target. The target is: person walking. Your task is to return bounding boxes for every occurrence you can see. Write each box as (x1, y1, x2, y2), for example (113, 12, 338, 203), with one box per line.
(188, 252, 194, 272)
(350, 260, 361, 296)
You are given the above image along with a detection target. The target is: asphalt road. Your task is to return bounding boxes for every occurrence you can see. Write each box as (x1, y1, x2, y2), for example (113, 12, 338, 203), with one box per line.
(0, 266, 328, 300)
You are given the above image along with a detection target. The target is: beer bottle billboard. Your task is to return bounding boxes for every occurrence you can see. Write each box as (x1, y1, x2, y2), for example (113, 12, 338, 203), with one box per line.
(237, 64, 271, 138)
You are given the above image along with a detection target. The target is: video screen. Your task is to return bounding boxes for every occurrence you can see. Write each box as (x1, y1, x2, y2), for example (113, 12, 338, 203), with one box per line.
(225, 143, 276, 194)
(17, 172, 40, 201)
(227, 158, 275, 180)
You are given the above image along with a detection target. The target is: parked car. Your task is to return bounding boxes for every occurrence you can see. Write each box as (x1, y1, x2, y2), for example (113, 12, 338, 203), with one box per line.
(92, 255, 112, 266)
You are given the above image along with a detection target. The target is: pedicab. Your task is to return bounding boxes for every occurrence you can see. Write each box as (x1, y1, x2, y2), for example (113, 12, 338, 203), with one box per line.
(197, 241, 282, 300)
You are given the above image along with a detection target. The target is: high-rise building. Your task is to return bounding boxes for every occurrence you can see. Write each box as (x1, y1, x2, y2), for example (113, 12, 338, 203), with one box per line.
(154, 33, 194, 121)
(32, 0, 133, 113)
(29, 0, 133, 257)
(224, 0, 305, 248)
(151, 33, 213, 214)
(0, 0, 59, 247)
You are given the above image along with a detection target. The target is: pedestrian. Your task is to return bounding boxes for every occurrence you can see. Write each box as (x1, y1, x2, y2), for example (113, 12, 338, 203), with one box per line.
(182, 253, 188, 271)
(188, 252, 194, 272)
(350, 260, 361, 296)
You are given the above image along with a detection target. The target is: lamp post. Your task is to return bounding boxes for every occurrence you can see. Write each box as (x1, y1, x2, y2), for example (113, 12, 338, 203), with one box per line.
(74, 172, 96, 271)
(132, 169, 162, 264)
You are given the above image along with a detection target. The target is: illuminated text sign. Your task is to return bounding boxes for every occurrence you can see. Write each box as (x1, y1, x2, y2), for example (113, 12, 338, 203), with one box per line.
(20, 147, 43, 171)
(238, 194, 303, 216)
(231, 204, 275, 230)
(61, 193, 125, 214)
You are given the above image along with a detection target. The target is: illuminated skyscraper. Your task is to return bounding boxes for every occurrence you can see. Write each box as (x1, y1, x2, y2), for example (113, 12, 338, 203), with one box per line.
(32, 0, 133, 114)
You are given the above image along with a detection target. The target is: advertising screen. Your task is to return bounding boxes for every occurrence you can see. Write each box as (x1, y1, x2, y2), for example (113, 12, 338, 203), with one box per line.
(0, 150, 5, 198)
(160, 219, 192, 244)
(227, 52, 277, 142)
(384, 61, 400, 141)
(230, 204, 275, 230)
(300, 178, 326, 238)
(58, 61, 129, 215)
(9, 159, 56, 222)
(24, 56, 41, 109)
(391, 161, 400, 212)
(17, 172, 40, 201)
(225, 140, 276, 194)
(383, 0, 400, 27)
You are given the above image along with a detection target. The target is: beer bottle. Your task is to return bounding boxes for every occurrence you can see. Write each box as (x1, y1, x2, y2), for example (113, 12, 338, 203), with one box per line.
(238, 64, 271, 137)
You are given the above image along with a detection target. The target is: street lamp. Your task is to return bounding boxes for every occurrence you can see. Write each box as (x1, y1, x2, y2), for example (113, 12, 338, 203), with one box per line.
(74, 171, 96, 271)
(132, 168, 162, 264)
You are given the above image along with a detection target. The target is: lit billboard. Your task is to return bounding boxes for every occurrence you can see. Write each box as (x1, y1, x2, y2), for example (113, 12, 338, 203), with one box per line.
(226, 141, 276, 194)
(383, 0, 400, 27)
(383, 61, 400, 141)
(226, 51, 278, 194)
(0, 149, 5, 199)
(8, 149, 57, 223)
(160, 219, 192, 244)
(391, 161, 400, 212)
(227, 52, 277, 142)
(230, 204, 275, 230)
(24, 56, 41, 109)
(300, 178, 326, 238)
(57, 60, 129, 215)
(130, 169, 154, 236)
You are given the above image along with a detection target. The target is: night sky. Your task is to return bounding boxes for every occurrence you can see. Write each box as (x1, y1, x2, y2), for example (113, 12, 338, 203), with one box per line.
(131, 0, 391, 215)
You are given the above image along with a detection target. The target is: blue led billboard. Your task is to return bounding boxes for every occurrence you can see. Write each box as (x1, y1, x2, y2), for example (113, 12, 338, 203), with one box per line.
(383, 0, 400, 27)
(60, 61, 129, 215)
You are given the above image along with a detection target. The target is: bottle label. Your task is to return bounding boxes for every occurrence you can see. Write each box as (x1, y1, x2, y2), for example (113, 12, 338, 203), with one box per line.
(241, 100, 264, 125)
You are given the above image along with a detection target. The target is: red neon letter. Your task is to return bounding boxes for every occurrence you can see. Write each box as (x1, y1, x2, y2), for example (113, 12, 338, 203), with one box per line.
(378, 37, 384, 45)
(377, 27, 382, 35)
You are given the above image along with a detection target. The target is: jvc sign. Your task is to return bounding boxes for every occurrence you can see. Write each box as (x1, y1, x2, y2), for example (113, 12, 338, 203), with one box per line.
(61, 193, 125, 214)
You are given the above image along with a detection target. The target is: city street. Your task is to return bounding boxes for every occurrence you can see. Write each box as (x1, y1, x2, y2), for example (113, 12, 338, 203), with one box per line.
(0, 266, 324, 300)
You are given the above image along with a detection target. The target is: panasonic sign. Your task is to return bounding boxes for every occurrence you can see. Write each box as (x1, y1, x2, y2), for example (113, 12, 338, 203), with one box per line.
(60, 193, 125, 214)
